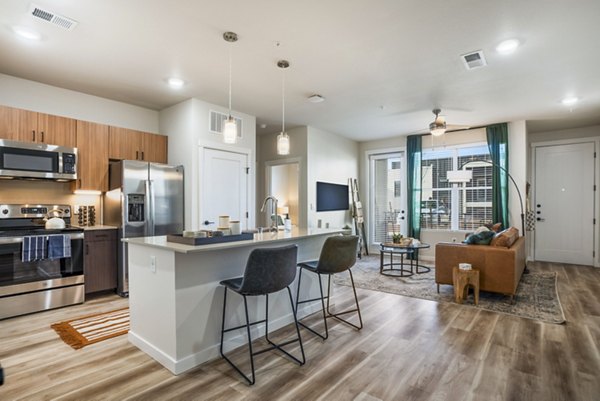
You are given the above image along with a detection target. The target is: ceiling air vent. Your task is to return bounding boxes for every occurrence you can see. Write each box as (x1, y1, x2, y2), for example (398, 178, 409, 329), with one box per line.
(30, 4, 78, 31)
(461, 50, 487, 70)
(209, 110, 242, 138)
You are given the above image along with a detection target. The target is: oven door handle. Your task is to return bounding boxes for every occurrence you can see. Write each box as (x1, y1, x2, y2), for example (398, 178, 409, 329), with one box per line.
(0, 232, 84, 245)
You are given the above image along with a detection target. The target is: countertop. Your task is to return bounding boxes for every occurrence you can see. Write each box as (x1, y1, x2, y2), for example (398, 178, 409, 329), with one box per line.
(123, 227, 344, 254)
(73, 225, 118, 231)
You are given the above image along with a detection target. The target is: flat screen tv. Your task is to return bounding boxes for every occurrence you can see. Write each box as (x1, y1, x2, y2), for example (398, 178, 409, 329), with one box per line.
(316, 181, 349, 212)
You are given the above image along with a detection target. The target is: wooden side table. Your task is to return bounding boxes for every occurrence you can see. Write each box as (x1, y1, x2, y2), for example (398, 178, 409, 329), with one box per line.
(452, 267, 480, 305)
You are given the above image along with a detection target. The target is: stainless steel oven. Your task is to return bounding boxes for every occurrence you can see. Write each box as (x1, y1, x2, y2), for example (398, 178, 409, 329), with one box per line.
(0, 204, 85, 320)
(0, 139, 77, 181)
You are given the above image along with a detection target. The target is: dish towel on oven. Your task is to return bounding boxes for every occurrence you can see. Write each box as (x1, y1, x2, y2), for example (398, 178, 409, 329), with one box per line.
(22, 235, 47, 262)
(48, 234, 71, 260)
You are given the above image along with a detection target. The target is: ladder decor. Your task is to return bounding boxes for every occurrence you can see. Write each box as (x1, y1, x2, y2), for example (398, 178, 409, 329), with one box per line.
(349, 178, 368, 257)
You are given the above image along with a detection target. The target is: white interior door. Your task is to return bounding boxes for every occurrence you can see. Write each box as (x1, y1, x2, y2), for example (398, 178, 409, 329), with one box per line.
(534, 142, 595, 265)
(202, 148, 248, 229)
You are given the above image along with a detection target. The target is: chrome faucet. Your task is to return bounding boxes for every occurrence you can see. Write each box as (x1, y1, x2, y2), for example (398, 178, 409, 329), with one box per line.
(260, 196, 278, 231)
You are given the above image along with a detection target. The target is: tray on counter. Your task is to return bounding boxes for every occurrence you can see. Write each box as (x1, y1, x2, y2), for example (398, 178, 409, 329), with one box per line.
(166, 232, 254, 246)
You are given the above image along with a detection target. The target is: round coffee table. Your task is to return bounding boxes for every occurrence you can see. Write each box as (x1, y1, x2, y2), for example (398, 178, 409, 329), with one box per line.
(379, 242, 431, 277)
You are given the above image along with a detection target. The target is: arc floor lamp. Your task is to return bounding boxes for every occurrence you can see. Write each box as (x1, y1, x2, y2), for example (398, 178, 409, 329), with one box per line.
(447, 159, 525, 236)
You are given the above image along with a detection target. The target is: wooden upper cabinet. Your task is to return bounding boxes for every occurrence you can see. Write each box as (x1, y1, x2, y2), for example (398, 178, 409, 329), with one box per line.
(37, 113, 77, 147)
(0, 105, 21, 140)
(75, 121, 109, 192)
(0, 105, 76, 147)
(143, 133, 168, 163)
(109, 126, 143, 160)
(109, 126, 168, 163)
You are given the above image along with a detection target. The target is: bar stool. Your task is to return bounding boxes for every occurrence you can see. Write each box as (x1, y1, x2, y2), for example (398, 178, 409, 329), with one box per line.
(219, 244, 305, 385)
(295, 235, 362, 340)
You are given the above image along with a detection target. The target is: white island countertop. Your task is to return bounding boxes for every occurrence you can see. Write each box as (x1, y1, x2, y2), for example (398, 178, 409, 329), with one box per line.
(122, 227, 344, 254)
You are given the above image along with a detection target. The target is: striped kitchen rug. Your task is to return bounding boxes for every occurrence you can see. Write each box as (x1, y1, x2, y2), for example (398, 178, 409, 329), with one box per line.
(51, 308, 129, 349)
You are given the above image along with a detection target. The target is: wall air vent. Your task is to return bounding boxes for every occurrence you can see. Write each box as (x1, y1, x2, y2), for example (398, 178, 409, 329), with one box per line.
(30, 4, 78, 31)
(209, 110, 242, 138)
(461, 50, 487, 70)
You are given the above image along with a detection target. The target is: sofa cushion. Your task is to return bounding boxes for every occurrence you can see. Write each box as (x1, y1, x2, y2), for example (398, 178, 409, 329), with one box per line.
(490, 227, 519, 247)
(463, 230, 496, 245)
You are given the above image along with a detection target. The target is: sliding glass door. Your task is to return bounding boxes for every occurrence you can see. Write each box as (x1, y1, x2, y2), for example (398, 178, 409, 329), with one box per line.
(369, 152, 406, 245)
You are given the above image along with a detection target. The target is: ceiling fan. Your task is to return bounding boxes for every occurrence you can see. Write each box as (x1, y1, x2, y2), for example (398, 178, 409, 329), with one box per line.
(428, 108, 470, 136)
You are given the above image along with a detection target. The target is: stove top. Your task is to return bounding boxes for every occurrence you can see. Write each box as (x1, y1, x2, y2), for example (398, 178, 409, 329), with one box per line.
(0, 204, 83, 238)
(0, 226, 84, 238)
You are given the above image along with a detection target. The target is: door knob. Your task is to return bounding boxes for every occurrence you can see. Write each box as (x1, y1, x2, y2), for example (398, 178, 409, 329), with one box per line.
(536, 217, 545, 221)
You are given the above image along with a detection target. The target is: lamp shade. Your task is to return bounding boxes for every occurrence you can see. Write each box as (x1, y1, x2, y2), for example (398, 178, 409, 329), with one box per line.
(447, 170, 473, 183)
(223, 117, 237, 144)
(277, 132, 290, 155)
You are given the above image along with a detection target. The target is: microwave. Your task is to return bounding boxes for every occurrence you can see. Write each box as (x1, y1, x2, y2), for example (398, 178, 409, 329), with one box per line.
(0, 139, 77, 181)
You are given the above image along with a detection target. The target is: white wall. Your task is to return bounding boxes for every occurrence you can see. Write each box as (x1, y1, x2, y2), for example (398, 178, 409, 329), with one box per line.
(307, 126, 359, 229)
(508, 121, 527, 234)
(160, 98, 256, 230)
(0, 73, 159, 133)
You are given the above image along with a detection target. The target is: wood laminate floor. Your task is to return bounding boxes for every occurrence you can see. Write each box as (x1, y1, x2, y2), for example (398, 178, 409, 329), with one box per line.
(1, 261, 599, 401)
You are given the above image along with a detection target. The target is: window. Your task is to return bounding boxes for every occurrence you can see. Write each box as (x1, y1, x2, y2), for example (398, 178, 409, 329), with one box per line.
(421, 144, 492, 230)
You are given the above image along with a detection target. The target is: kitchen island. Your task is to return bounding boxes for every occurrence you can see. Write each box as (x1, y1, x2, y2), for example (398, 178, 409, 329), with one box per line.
(124, 228, 343, 374)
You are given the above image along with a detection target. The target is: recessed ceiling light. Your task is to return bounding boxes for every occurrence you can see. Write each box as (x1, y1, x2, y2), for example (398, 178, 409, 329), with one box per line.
(561, 96, 579, 106)
(12, 26, 41, 41)
(496, 39, 520, 55)
(167, 77, 185, 89)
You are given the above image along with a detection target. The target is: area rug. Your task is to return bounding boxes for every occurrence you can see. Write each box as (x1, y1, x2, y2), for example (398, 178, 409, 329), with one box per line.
(51, 308, 129, 349)
(334, 256, 566, 324)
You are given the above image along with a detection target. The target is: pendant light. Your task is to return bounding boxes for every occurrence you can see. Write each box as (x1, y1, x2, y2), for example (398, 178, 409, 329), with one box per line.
(223, 32, 238, 144)
(277, 60, 290, 155)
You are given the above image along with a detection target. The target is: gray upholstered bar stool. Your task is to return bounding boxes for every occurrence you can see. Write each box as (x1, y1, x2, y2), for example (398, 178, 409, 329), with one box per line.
(295, 235, 362, 340)
(219, 244, 305, 385)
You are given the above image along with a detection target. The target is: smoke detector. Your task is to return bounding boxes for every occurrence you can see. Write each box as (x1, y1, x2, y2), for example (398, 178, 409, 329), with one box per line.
(461, 50, 487, 70)
(30, 4, 78, 31)
(308, 94, 325, 103)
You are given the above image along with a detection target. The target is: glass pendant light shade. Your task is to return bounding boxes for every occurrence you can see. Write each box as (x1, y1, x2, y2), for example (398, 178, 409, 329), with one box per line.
(223, 32, 238, 144)
(223, 116, 237, 144)
(277, 132, 290, 155)
(277, 60, 291, 155)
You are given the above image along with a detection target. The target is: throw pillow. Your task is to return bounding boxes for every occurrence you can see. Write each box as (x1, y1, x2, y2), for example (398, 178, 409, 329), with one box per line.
(463, 230, 495, 245)
(474, 226, 490, 234)
(484, 222, 503, 232)
(490, 227, 520, 247)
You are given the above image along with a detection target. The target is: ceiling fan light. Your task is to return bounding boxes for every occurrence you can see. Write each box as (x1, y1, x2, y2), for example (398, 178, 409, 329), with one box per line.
(430, 127, 447, 137)
(223, 117, 237, 144)
(277, 132, 290, 155)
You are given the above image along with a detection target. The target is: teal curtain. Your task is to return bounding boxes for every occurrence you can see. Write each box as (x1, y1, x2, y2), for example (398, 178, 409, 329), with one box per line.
(407, 135, 422, 239)
(486, 123, 509, 229)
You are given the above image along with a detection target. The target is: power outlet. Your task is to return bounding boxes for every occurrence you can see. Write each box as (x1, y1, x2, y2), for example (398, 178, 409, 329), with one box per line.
(150, 256, 156, 273)
(73, 205, 80, 214)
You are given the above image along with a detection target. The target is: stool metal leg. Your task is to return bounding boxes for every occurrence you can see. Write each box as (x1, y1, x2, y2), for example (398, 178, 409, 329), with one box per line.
(219, 289, 256, 385)
(221, 287, 305, 386)
(296, 267, 363, 340)
(325, 269, 363, 330)
(296, 269, 330, 340)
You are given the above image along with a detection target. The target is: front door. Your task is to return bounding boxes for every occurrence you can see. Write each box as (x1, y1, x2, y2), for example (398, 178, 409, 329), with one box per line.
(201, 148, 249, 229)
(534, 142, 595, 265)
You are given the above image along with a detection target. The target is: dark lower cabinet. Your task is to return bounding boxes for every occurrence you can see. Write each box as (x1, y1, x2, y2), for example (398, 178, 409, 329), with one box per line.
(84, 229, 117, 294)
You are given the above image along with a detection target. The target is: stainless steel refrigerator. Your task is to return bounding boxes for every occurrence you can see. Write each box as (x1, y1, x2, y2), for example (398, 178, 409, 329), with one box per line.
(105, 160, 184, 296)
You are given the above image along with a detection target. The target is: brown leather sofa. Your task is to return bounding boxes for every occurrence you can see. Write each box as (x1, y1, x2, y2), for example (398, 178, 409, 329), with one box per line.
(435, 237, 526, 301)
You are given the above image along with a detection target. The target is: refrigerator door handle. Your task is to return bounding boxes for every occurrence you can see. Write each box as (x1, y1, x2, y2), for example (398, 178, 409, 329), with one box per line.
(147, 179, 156, 236)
